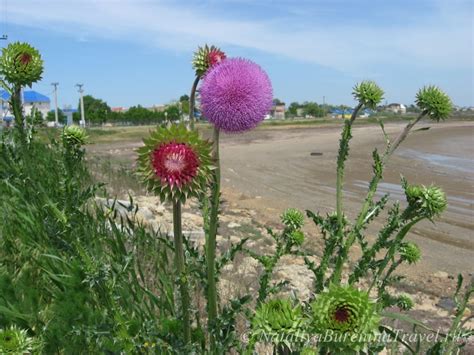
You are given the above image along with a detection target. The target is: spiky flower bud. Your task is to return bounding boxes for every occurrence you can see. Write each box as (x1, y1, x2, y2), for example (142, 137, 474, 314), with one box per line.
(399, 242, 421, 264)
(415, 86, 452, 121)
(395, 294, 414, 311)
(352, 81, 384, 109)
(251, 299, 307, 349)
(62, 125, 88, 148)
(281, 208, 305, 230)
(289, 230, 305, 246)
(0, 42, 43, 87)
(405, 183, 447, 218)
(137, 124, 212, 203)
(0, 325, 40, 354)
(310, 284, 380, 352)
(192, 44, 226, 77)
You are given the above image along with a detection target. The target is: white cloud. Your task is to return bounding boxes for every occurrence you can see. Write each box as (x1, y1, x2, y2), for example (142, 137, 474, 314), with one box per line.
(5, 0, 473, 74)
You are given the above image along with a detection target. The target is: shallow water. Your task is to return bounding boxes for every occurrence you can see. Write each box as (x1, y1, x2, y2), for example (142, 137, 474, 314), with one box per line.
(400, 148, 474, 176)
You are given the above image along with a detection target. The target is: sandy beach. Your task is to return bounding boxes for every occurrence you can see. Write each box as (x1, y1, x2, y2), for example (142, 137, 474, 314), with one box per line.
(216, 121, 474, 283)
(88, 120, 474, 295)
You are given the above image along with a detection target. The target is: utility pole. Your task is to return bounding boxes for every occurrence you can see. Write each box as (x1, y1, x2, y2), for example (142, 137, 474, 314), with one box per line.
(51, 82, 59, 126)
(76, 83, 86, 127)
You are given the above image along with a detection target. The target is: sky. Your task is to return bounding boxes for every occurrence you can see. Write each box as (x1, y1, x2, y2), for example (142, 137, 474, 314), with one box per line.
(1, 0, 473, 109)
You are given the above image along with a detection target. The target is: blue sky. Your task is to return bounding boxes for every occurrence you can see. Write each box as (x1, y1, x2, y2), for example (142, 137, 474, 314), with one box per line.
(2, 0, 473, 108)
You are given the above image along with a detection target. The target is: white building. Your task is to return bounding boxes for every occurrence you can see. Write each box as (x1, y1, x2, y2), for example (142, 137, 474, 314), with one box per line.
(0, 90, 51, 120)
(386, 103, 406, 114)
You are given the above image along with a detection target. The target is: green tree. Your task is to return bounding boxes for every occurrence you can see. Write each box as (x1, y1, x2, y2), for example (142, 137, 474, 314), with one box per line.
(302, 102, 324, 118)
(288, 102, 300, 116)
(80, 95, 111, 124)
(165, 105, 181, 122)
(179, 95, 190, 115)
(46, 109, 67, 124)
(26, 110, 44, 126)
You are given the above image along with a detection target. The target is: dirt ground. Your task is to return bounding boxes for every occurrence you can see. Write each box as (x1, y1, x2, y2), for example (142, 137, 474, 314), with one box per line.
(87, 120, 474, 297)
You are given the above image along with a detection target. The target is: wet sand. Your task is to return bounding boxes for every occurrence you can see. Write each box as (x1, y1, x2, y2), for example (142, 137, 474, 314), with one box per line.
(218, 121, 474, 280)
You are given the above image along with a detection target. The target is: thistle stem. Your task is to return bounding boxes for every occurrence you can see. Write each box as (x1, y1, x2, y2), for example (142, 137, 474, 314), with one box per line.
(332, 103, 363, 284)
(206, 126, 220, 351)
(11, 85, 26, 144)
(172, 200, 191, 344)
(385, 111, 425, 159)
(333, 108, 425, 285)
(368, 217, 422, 293)
(189, 76, 200, 130)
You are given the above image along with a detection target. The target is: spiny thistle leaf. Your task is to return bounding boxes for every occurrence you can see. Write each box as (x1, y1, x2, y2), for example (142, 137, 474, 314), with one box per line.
(251, 299, 307, 349)
(395, 294, 414, 311)
(415, 85, 452, 121)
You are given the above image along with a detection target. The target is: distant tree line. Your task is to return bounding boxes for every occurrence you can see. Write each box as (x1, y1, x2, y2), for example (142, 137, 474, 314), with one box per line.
(286, 101, 327, 118)
(57, 95, 190, 125)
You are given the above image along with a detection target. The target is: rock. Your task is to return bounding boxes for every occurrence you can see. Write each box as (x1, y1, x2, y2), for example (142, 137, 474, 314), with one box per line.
(436, 297, 456, 311)
(274, 263, 314, 301)
(228, 222, 241, 229)
(229, 235, 242, 244)
(238, 257, 259, 276)
(433, 271, 449, 278)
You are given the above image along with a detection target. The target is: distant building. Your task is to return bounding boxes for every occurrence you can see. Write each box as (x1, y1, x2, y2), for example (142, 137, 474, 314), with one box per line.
(149, 104, 166, 112)
(111, 106, 127, 113)
(386, 103, 406, 114)
(330, 108, 354, 119)
(0, 90, 51, 120)
(271, 103, 286, 119)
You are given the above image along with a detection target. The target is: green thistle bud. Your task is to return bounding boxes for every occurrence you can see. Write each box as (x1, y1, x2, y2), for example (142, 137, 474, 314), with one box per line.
(395, 294, 414, 311)
(0, 42, 43, 87)
(0, 326, 38, 354)
(251, 299, 307, 349)
(192, 44, 226, 77)
(62, 125, 88, 147)
(281, 208, 304, 230)
(137, 124, 212, 203)
(405, 183, 447, 218)
(415, 86, 452, 121)
(352, 81, 384, 109)
(399, 242, 421, 264)
(310, 284, 380, 352)
(289, 230, 305, 246)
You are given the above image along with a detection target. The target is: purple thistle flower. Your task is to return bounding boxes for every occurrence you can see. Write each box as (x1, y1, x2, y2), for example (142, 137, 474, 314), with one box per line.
(200, 58, 273, 133)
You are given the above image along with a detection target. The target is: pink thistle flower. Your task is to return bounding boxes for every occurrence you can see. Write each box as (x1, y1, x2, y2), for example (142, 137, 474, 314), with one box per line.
(151, 142, 200, 188)
(200, 58, 273, 133)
